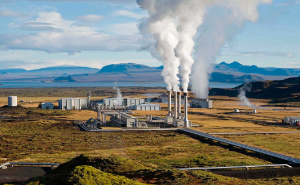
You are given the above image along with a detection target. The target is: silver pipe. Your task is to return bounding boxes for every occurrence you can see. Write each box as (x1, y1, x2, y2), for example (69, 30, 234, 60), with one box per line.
(177, 164, 292, 171)
(183, 92, 189, 127)
(177, 92, 181, 118)
(0, 162, 59, 168)
(167, 91, 171, 116)
(174, 91, 177, 119)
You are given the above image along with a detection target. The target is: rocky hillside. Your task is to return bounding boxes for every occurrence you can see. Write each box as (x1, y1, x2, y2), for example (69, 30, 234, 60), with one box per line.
(209, 76, 300, 102)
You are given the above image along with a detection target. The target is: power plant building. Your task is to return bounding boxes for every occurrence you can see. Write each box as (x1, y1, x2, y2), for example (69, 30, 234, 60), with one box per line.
(190, 99, 213, 109)
(129, 103, 161, 111)
(58, 98, 88, 110)
(103, 98, 145, 109)
(284, 117, 300, 125)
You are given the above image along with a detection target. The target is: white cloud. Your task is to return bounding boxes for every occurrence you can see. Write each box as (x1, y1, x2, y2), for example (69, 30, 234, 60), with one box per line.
(0, 10, 30, 18)
(239, 51, 295, 58)
(15, 59, 103, 70)
(76, 14, 104, 23)
(111, 22, 138, 35)
(0, 12, 140, 54)
(114, 10, 146, 19)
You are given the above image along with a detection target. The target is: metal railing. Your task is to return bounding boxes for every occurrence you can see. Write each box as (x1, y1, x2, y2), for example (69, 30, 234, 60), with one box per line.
(0, 162, 59, 169)
(178, 164, 292, 171)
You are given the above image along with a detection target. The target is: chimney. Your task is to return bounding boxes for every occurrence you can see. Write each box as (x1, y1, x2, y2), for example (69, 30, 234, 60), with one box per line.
(174, 91, 178, 120)
(183, 92, 189, 127)
(177, 92, 181, 118)
(167, 91, 172, 116)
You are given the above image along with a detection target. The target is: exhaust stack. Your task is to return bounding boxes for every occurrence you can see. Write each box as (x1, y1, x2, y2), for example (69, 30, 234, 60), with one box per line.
(174, 91, 178, 119)
(177, 92, 181, 118)
(183, 92, 189, 127)
(167, 91, 172, 116)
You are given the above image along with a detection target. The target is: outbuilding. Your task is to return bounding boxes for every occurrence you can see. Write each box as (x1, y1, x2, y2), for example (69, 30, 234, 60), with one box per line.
(41, 103, 53, 110)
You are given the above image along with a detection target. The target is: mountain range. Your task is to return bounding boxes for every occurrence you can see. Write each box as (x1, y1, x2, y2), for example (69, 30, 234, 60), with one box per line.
(0, 62, 299, 83)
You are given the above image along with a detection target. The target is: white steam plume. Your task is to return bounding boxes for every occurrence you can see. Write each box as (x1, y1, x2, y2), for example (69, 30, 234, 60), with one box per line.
(238, 83, 253, 107)
(113, 83, 123, 106)
(139, 13, 180, 91)
(192, 0, 272, 99)
(137, 0, 272, 97)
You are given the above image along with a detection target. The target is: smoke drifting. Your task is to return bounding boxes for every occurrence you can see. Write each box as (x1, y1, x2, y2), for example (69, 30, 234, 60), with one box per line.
(238, 83, 253, 108)
(113, 83, 123, 106)
(137, 0, 272, 97)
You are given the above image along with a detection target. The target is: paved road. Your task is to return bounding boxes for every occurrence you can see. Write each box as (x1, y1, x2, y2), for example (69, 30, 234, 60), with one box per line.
(0, 167, 51, 184)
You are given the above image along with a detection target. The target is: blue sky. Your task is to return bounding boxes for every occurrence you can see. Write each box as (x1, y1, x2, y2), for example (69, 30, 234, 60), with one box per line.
(0, 0, 299, 70)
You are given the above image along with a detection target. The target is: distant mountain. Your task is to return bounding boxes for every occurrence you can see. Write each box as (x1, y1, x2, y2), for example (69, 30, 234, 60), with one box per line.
(215, 61, 300, 76)
(0, 65, 100, 81)
(209, 76, 300, 103)
(0, 68, 27, 74)
(98, 63, 158, 73)
(1, 62, 300, 83)
(54, 76, 77, 82)
(29, 66, 100, 74)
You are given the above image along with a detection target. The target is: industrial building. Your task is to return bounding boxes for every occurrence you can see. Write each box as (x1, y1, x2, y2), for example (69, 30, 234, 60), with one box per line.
(128, 103, 160, 111)
(58, 98, 88, 110)
(190, 99, 213, 109)
(8, 96, 17, 107)
(284, 117, 300, 125)
(103, 97, 145, 109)
(164, 91, 191, 127)
(41, 103, 53, 110)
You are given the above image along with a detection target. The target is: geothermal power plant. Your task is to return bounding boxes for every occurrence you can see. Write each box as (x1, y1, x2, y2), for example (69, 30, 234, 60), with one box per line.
(77, 87, 196, 130)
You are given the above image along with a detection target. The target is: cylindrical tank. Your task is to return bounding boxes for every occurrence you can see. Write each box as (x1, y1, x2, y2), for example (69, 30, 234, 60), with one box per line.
(8, 96, 17, 107)
(235, 109, 240, 113)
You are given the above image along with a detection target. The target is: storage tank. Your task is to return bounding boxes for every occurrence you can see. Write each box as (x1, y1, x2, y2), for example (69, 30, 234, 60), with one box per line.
(8, 96, 17, 107)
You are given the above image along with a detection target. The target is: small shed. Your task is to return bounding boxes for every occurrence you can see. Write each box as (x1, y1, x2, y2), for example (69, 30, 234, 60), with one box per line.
(41, 103, 53, 110)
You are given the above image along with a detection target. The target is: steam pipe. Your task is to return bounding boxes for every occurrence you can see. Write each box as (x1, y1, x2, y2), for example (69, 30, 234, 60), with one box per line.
(168, 91, 172, 116)
(174, 91, 177, 120)
(183, 92, 189, 127)
(177, 92, 181, 118)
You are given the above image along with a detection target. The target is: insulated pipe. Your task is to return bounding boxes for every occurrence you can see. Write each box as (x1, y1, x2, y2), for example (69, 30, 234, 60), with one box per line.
(183, 92, 189, 127)
(167, 91, 172, 116)
(177, 92, 181, 118)
(174, 91, 178, 120)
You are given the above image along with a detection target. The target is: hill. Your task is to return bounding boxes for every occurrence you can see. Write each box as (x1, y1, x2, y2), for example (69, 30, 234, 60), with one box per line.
(98, 63, 159, 73)
(0, 62, 299, 83)
(209, 76, 300, 103)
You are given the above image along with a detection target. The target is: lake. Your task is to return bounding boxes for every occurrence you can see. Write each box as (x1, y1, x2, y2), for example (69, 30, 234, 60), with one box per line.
(0, 82, 241, 89)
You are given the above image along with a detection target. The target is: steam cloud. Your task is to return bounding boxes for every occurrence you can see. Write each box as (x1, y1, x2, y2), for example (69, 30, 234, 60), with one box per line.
(238, 83, 253, 108)
(137, 0, 272, 97)
(113, 83, 123, 106)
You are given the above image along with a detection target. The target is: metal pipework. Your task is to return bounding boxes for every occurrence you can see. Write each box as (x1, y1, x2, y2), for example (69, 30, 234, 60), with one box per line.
(167, 91, 172, 116)
(183, 92, 189, 127)
(177, 92, 181, 118)
(174, 91, 178, 120)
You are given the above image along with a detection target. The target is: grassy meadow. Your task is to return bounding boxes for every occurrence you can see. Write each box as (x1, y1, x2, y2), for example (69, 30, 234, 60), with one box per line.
(0, 87, 300, 184)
